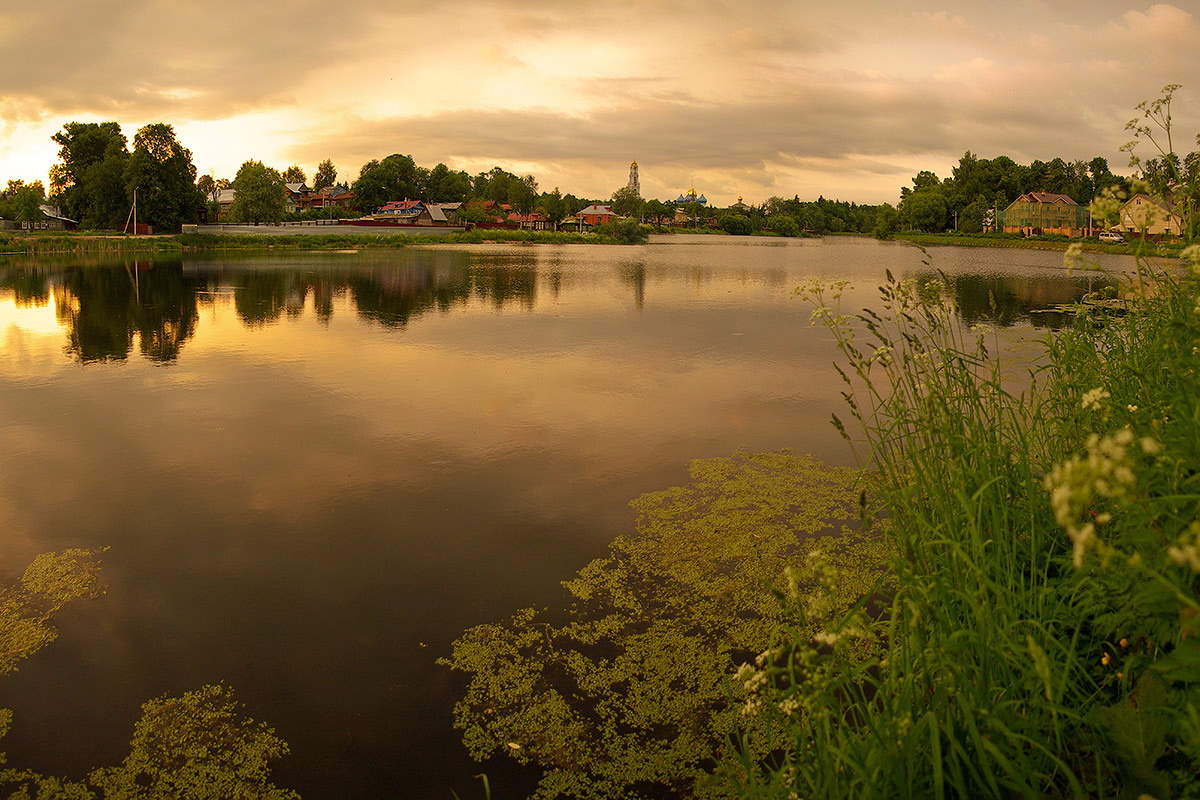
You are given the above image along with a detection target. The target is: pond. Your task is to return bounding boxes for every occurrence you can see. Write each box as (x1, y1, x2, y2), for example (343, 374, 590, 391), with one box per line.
(0, 235, 1130, 798)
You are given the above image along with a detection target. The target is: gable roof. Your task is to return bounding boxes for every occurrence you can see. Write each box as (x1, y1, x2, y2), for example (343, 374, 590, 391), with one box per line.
(1017, 191, 1078, 205)
(578, 204, 615, 216)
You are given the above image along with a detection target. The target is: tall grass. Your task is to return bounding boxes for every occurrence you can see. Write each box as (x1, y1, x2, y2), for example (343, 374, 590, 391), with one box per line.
(731, 245, 1200, 799)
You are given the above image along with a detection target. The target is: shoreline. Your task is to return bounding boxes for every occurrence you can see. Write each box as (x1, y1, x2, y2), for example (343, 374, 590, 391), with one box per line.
(1, 229, 1187, 258)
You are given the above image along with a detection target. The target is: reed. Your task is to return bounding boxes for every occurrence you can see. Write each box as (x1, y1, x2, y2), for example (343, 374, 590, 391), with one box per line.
(731, 243, 1200, 798)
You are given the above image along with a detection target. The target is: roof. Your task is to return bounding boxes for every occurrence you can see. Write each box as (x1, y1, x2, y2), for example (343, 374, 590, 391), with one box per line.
(1123, 192, 1172, 212)
(1015, 191, 1078, 205)
(216, 188, 236, 203)
(38, 204, 77, 223)
(427, 205, 447, 223)
(379, 200, 423, 211)
(578, 204, 615, 216)
(285, 182, 311, 194)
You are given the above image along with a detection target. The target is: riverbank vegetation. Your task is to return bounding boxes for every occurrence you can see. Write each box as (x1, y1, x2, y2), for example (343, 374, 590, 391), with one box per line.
(730, 242, 1200, 798)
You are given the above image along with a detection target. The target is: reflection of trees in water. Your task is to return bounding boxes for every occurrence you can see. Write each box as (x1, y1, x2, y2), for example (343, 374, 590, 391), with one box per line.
(352, 258, 537, 328)
(9, 256, 548, 363)
(0, 267, 52, 306)
(54, 259, 201, 363)
(914, 270, 1117, 329)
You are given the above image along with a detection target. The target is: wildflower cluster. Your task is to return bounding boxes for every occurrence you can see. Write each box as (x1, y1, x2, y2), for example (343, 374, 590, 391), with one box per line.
(1043, 426, 1153, 566)
(1168, 522, 1200, 573)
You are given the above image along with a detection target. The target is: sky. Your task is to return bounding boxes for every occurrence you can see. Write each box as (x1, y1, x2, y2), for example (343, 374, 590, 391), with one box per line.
(1, 0, 1198, 207)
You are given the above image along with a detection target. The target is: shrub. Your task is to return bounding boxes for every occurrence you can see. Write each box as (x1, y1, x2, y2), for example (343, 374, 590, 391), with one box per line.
(593, 218, 649, 244)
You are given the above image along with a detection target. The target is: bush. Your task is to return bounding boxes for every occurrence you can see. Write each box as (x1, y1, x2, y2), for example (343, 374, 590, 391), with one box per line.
(720, 213, 752, 236)
(593, 218, 649, 244)
(766, 214, 800, 238)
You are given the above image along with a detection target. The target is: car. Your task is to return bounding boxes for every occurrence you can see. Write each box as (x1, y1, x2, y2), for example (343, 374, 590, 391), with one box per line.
(1099, 231, 1125, 243)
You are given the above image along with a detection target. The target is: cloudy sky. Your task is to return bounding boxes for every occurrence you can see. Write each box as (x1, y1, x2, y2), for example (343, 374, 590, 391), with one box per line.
(1, 0, 1198, 206)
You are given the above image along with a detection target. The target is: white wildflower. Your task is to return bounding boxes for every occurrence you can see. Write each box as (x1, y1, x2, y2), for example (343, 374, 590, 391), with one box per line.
(1081, 387, 1110, 410)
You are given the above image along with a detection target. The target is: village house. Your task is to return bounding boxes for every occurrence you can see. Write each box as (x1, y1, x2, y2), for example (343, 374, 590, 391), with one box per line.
(298, 185, 356, 211)
(1002, 191, 1087, 237)
(577, 204, 616, 227)
(284, 182, 311, 213)
(1119, 193, 1183, 236)
(0, 205, 77, 231)
(508, 210, 552, 230)
(373, 199, 423, 222)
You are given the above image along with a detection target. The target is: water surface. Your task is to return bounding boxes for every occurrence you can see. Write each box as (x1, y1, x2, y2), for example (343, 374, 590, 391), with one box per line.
(0, 236, 1128, 798)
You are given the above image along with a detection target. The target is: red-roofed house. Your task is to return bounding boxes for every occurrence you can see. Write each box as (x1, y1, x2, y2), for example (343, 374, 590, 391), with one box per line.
(577, 204, 616, 227)
(1002, 192, 1086, 237)
(373, 199, 423, 222)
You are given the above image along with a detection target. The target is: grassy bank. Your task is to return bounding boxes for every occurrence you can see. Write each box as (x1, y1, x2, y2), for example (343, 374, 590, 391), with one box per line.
(0, 232, 182, 255)
(895, 229, 1190, 258)
(732, 244, 1200, 798)
(1, 228, 624, 255)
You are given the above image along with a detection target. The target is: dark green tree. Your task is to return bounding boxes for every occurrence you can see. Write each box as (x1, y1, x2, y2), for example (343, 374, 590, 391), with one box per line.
(642, 198, 668, 228)
(229, 161, 285, 224)
(124, 124, 201, 232)
(313, 159, 337, 191)
(49, 121, 130, 229)
(902, 191, 948, 232)
(351, 153, 420, 213)
(720, 213, 752, 235)
(282, 165, 306, 184)
(540, 187, 567, 229)
(507, 175, 539, 216)
(609, 185, 643, 219)
(872, 203, 898, 239)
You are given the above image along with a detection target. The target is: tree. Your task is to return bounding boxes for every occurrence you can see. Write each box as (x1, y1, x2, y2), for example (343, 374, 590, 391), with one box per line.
(1, 180, 46, 225)
(872, 203, 898, 239)
(313, 159, 337, 192)
(610, 185, 643, 219)
(540, 187, 567, 229)
(508, 175, 539, 216)
(229, 161, 285, 224)
(767, 213, 800, 237)
(1123, 83, 1199, 242)
(902, 191, 948, 232)
(643, 198, 668, 228)
(351, 153, 420, 213)
(719, 213, 752, 235)
(124, 123, 201, 231)
(48, 121, 130, 229)
(425, 163, 472, 203)
(283, 165, 306, 185)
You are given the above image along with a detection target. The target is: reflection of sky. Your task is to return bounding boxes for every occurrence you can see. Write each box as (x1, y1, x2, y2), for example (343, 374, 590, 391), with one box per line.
(0, 294, 66, 378)
(0, 238, 1135, 799)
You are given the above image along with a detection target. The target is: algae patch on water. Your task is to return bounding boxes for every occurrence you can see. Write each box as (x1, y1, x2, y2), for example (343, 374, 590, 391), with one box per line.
(441, 451, 891, 799)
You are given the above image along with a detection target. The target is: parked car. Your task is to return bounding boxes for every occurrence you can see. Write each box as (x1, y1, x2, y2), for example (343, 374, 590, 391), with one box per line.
(1099, 231, 1125, 243)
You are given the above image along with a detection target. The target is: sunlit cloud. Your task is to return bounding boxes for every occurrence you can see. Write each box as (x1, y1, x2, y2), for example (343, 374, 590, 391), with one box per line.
(0, 1, 1197, 204)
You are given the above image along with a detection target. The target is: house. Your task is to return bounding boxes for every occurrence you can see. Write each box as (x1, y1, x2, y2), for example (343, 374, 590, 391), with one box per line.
(284, 182, 311, 213)
(373, 199, 423, 222)
(1002, 192, 1086, 237)
(429, 202, 462, 224)
(298, 185, 355, 211)
(507, 211, 552, 230)
(6, 205, 78, 231)
(215, 188, 236, 220)
(1119, 193, 1183, 236)
(577, 204, 616, 227)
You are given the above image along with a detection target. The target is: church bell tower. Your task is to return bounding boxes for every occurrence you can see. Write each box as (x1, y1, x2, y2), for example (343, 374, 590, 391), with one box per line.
(628, 160, 640, 198)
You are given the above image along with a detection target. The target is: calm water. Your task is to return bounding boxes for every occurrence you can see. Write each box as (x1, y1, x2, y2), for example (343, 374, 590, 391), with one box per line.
(0, 236, 1128, 798)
